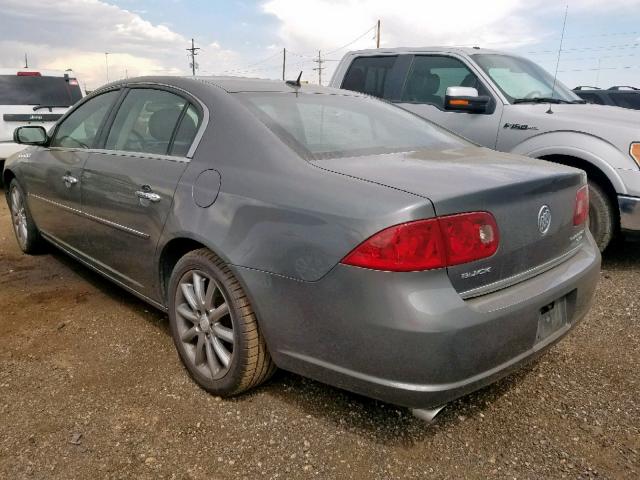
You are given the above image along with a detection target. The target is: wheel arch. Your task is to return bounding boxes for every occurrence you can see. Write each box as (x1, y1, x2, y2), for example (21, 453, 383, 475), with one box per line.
(2, 167, 16, 188)
(156, 234, 276, 354)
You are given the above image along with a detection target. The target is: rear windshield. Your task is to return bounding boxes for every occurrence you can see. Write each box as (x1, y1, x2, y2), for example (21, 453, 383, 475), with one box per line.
(237, 92, 466, 159)
(0, 75, 83, 106)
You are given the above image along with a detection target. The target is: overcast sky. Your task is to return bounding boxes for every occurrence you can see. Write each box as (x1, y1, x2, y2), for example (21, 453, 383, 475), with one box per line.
(1, 0, 640, 90)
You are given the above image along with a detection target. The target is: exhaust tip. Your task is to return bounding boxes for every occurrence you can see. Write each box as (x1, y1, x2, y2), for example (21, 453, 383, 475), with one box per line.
(410, 405, 446, 423)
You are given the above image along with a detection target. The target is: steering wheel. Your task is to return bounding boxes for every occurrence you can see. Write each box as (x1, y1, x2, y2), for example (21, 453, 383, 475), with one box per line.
(525, 90, 543, 99)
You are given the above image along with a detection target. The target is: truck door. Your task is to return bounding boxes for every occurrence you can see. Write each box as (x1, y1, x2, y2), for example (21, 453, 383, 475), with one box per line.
(395, 55, 503, 148)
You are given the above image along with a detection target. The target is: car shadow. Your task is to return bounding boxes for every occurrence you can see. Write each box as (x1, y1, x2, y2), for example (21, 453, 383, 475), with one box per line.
(43, 244, 544, 439)
(601, 236, 639, 270)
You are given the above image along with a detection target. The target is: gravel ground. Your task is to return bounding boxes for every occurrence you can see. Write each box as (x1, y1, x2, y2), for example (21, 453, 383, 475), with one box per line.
(0, 196, 638, 480)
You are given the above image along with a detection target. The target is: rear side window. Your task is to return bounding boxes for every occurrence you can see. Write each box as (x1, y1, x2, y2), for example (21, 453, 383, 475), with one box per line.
(170, 104, 201, 156)
(612, 93, 640, 110)
(0, 75, 82, 106)
(401, 56, 489, 108)
(341, 56, 399, 99)
(50, 90, 119, 149)
(105, 89, 189, 156)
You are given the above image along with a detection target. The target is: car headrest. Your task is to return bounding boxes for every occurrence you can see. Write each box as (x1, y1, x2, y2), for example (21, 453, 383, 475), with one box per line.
(148, 108, 182, 141)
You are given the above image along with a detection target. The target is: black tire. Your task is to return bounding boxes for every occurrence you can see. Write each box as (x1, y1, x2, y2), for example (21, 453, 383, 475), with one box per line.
(6, 179, 43, 254)
(587, 180, 615, 252)
(168, 248, 275, 396)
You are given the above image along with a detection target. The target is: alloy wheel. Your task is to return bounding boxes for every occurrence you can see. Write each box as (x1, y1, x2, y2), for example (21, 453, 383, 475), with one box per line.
(10, 186, 28, 249)
(175, 270, 235, 380)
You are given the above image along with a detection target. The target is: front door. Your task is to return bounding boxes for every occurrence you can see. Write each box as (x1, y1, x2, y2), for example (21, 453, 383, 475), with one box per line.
(80, 87, 201, 296)
(23, 90, 120, 250)
(396, 55, 503, 148)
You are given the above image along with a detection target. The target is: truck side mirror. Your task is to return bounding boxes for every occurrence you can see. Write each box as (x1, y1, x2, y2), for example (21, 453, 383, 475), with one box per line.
(444, 87, 490, 113)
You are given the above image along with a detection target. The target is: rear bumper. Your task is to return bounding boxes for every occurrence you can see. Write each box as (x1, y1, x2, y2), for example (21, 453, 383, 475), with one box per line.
(234, 234, 600, 409)
(619, 195, 640, 233)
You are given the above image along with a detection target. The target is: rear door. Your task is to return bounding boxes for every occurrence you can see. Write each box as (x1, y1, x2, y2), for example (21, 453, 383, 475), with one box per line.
(22, 89, 121, 249)
(80, 86, 202, 295)
(395, 55, 503, 147)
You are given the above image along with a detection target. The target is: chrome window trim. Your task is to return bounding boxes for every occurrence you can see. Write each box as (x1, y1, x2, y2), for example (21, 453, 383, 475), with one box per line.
(460, 243, 583, 300)
(46, 81, 209, 161)
(29, 193, 150, 239)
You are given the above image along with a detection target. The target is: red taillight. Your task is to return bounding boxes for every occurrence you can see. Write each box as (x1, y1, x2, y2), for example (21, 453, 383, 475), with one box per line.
(341, 212, 499, 272)
(573, 185, 589, 225)
(439, 212, 499, 266)
(17, 71, 41, 76)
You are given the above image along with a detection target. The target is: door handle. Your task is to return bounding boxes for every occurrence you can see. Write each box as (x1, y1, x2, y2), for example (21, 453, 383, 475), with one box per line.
(62, 174, 78, 187)
(135, 190, 161, 203)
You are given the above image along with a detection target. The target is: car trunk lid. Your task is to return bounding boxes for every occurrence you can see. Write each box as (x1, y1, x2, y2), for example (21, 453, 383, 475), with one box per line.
(312, 146, 587, 296)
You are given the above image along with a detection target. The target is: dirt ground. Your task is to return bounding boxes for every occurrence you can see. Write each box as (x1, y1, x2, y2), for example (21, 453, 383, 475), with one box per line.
(0, 194, 638, 480)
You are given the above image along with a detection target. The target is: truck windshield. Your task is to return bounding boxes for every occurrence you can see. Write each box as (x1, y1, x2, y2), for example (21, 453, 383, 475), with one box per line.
(471, 54, 582, 104)
(237, 92, 466, 159)
(0, 75, 83, 106)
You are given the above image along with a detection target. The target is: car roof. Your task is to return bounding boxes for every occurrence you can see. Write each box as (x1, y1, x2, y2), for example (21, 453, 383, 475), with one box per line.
(0, 68, 78, 77)
(102, 75, 361, 95)
(342, 46, 514, 57)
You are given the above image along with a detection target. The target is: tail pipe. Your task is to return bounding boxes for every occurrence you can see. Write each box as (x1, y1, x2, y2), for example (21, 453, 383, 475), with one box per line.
(410, 405, 446, 423)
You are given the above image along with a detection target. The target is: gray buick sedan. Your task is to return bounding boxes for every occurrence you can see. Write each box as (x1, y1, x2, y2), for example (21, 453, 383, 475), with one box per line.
(3, 76, 600, 417)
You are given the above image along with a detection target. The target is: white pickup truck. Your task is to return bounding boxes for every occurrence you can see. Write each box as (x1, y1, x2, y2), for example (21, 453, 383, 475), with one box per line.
(330, 47, 640, 251)
(0, 68, 84, 178)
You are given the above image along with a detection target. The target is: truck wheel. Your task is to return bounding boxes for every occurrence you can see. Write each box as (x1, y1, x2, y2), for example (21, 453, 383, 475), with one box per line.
(587, 180, 614, 252)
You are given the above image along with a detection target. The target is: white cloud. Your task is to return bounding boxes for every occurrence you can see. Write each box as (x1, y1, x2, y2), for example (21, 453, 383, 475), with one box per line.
(0, 0, 242, 89)
(262, 0, 640, 82)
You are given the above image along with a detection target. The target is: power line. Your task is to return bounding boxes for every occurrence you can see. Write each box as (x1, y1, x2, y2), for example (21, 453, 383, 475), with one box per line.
(325, 24, 377, 55)
(525, 42, 640, 55)
(219, 50, 282, 75)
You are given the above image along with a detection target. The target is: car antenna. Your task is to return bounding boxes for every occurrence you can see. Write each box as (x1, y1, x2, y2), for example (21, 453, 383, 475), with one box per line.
(548, 4, 569, 114)
(286, 71, 303, 88)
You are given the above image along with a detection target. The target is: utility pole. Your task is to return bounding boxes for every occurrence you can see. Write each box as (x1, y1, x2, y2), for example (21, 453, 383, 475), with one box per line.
(24, 53, 28, 68)
(187, 38, 200, 76)
(376, 19, 381, 48)
(105, 52, 110, 83)
(282, 48, 286, 81)
(312, 50, 324, 85)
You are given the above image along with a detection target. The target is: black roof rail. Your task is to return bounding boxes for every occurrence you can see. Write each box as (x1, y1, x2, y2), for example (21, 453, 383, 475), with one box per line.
(608, 85, 639, 91)
(574, 86, 601, 90)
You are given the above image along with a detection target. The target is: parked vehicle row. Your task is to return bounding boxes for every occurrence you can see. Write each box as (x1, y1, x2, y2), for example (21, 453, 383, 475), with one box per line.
(329, 47, 640, 251)
(0, 68, 84, 177)
(3, 75, 600, 418)
(574, 85, 640, 110)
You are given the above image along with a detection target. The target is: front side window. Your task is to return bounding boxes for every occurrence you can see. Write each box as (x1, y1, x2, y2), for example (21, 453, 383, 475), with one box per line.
(341, 56, 399, 99)
(472, 54, 581, 104)
(238, 92, 466, 159)
(401, 55, 489, 108)
(50, 90, 119, 149)
(105, 89, 190, 156)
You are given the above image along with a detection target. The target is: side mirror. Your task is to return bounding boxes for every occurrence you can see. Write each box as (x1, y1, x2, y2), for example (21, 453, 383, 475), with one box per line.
(444, 86, 490, 113)
(13, 126, 48, 145)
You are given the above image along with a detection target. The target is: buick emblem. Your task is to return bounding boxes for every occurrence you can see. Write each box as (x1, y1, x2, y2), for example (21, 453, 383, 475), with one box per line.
(537, 205, 552, 235)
